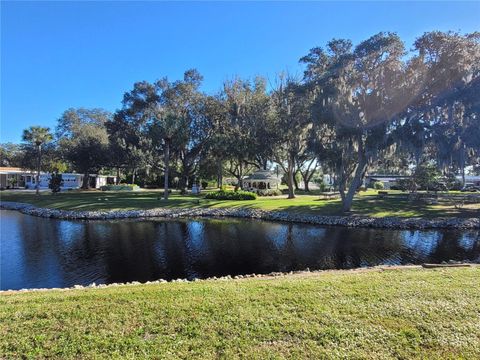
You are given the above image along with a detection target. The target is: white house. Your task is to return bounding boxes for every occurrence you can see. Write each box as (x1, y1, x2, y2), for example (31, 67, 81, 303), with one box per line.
(456, 175, 480, 186)
(24, 173, 116, 190)
(25, 173, 83, 189)
(0, 167, 35, 189)
(365, 174, 411, 189)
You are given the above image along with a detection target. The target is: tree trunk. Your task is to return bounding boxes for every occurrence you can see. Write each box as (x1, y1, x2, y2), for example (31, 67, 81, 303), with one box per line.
(460, 143, 466, 187)
(164, 140, 170, 200)
(307, 169, 317, 192)
(116, 167, 120, 185)
(293, 170, 300, 191)
(179, 175, 189, 195)
(217, 159, 223, 188)
(235, 175, 243, 191)
(342, 146, 368, 213)
(179, 155, 192, 195)
(302, 170, 315, 192)
(35, 145, 41, 196)
(82, 172, 90, 189)
(233, 160, 243, 191)
(299, 159, 316, 192)
(287, 154, 295, 199)
(132, 168, 136, 185)
(338, 164, 346, 203)
(303, 175, 310, 192)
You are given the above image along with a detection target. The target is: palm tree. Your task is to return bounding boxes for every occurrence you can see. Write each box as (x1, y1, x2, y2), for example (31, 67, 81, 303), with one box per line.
(151, 109, 187, 200)
(22, 126, 53, 195)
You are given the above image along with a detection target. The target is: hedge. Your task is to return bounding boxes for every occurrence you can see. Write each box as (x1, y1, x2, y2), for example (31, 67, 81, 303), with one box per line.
(257, 189, 283, 196)
(373, 181, 385, 190)
(205, 190, 257, 200)
(100, 184, 140, 191)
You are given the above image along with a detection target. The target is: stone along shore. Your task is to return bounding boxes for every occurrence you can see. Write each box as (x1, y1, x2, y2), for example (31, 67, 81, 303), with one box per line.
(1, 201, 479, 229)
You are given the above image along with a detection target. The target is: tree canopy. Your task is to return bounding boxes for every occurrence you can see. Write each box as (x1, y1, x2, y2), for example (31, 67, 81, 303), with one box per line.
(13, 30, 480, 211)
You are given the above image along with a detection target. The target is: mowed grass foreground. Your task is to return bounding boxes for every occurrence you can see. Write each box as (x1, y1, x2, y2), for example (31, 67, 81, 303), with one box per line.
(1, 189, 479, 218)
(1, 268, 479, 358)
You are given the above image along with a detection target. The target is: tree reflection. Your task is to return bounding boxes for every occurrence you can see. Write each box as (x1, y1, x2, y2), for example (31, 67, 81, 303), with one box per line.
(3, 211, 479, 290)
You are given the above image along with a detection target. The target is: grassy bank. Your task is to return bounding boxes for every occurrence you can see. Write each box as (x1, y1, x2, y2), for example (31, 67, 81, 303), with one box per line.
(1, 189, 479, 218)
(1, 267, 479, 358)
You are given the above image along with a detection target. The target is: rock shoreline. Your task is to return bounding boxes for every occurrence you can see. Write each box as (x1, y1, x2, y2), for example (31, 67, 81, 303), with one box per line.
(1, 200, 479, 229)
(2, 264, 477, 294)
(0, 264, 462, 294)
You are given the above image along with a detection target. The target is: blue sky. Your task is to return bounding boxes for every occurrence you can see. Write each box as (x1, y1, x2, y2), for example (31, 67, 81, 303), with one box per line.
(1, 1, 479, 143)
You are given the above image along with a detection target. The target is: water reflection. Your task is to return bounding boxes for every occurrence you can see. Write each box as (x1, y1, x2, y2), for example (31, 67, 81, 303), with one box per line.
(1, 210, 479, 290)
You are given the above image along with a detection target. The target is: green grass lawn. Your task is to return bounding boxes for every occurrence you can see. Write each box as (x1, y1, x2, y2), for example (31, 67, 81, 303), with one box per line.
(1, 189, 479, 218)
(1, 267, 479, 358)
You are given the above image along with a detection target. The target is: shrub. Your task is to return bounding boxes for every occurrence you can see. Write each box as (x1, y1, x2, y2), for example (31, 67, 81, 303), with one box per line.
(205, 190, 257, 200)
(448, 181, 463, 191)
(413, 163, 441, 191)
(200, 180, 217, 189)
(318, 182, 327, 192)
(445, 173, 462, 191)
(396, 178, 416, 192)
(49, 172, 63, 194)
(7, 177, 18, 189)
(373, 181, 384, 190)
(100, 184, 139, 191)
(429, 181, 448, 192)
(257, 189, 283, 196)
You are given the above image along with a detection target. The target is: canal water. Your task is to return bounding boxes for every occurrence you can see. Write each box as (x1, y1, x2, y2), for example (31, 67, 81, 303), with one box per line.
(1, 210, 479, 290)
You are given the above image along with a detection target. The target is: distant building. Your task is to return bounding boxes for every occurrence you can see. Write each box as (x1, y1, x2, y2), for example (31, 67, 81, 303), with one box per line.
(322, 174, 334, 187)
(25, 173, 116, 190)
(24, 173, 83, 189)
(456, 175, 480, 186)
(242, 170, 280, 192)
(0, 167, 35, 189)
(365, 174, 410, 189)
(365, 174, 480, 189)
(0, 167, 115, 190)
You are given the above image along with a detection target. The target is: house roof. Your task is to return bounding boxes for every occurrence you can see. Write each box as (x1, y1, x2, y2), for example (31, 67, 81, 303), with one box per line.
(367, 174, 410, 179)
(458, 175, 480, 181)
(370, 177, 403, 182)
(0, 167, 35, 174)
(244, 170, 279, 181)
